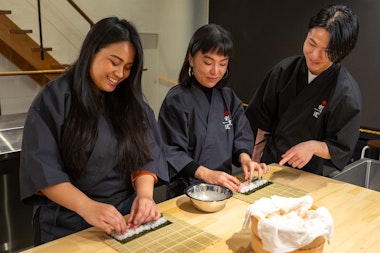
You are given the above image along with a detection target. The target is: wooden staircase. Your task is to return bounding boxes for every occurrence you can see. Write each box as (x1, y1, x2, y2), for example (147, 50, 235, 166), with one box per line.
(0, 10, 67, 86)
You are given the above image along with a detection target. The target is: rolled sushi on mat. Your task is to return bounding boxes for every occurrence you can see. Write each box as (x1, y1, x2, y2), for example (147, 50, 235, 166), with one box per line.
(111, 214, 172, 243)
(237, 177, 272, 195)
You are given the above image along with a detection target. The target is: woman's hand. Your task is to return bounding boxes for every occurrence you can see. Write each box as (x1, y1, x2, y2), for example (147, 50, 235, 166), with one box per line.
(194, 166, 241, 191)
(127, 174, 160, 229)
(78, 200, 128, 235)
(41, 182, 128, 235)
(240, 153, 268, 181)
(127, 195, 160, 229)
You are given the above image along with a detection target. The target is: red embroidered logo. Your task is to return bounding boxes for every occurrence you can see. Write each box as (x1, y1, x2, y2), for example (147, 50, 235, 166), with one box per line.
(313, 100, 327, 119)
(223, 110, 232, 130)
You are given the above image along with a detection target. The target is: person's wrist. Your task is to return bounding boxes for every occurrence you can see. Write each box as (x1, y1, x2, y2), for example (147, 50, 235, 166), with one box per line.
(194, 166, 207, 181)
(239, 153, 251, 163)
(134, 176, 154, 197)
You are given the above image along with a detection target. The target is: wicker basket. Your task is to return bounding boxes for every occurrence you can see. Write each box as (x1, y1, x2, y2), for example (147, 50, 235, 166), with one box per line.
(251, 232, 325, 253)
(251, 207, 326, 253)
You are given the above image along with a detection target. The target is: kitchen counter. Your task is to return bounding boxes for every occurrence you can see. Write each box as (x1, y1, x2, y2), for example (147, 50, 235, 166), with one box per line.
(0, 113, 26, 155)
(21, 164, 380, 253)
(0, 113, 34, 252)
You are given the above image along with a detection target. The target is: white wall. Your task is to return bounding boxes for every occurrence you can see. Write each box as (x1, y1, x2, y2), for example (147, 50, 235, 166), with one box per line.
(0, 0, 209, 116)
(148, 0, 209, 115)
(0, 55, 41, 115)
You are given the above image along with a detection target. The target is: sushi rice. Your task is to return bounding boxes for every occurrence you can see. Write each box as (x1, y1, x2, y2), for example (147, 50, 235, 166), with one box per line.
(238, 178, 271, 194)
(111, 216, 169, 241)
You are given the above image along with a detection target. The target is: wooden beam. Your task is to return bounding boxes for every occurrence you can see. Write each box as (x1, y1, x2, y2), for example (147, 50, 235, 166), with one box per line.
(0, 69, 65, 77)
(10, 29, 32, 34)
(51, 64, 70, 69)
(31, 47, 53, 52)
(0, 10, 11, 15)
(0, 15, 62, 85)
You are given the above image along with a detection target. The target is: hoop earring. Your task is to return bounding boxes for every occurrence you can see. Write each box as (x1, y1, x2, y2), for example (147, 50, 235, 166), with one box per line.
(188, 67, 193, 77)
(222, 69, 229, 79)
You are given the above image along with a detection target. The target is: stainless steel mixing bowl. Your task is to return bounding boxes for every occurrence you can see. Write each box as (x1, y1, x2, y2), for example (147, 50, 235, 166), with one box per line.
(185, 183, 233, 212)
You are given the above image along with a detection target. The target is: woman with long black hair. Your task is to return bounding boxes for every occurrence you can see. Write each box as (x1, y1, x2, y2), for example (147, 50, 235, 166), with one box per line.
(20, 17, 168, 245)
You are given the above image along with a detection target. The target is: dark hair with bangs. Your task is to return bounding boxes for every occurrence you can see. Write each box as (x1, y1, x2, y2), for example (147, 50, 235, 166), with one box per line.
(61, 17, 152, 179)
(308, 4, 359, 63)
(178, 23, 234, 87)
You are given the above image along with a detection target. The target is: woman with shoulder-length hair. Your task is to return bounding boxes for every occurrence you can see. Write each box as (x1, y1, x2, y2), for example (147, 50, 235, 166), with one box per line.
(20, 17, 168, 245)
(159, 23, 267, 199)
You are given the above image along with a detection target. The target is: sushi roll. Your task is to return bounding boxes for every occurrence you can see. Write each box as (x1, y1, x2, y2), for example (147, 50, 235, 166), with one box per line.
(237, 177, 272, 195)
(111, 215, 172, 243)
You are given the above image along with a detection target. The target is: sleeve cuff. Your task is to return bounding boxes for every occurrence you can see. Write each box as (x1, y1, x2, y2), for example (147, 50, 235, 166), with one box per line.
(131, 170, 158, 186)
(182, 161, 199, 177)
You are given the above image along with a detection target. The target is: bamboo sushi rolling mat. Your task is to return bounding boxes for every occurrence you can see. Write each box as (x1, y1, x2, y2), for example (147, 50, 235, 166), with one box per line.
(233, 182, 308, 204)
(104, 213, 220, 253)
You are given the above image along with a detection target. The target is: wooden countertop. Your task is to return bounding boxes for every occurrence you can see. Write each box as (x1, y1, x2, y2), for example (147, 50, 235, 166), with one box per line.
(22, 164, 380, 253)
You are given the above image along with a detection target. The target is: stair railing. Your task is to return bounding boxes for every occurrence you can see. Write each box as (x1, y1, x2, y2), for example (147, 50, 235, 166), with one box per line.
(0, 69, 65, 77)
(67, 0, 94, 26)
(37, 0, 44, 60)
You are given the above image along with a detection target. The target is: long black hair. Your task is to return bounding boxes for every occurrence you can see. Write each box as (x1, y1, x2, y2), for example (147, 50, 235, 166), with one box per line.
(61, 17, 151, 178)
(178, 23, 234, 88)
(308, 4, 359, 63)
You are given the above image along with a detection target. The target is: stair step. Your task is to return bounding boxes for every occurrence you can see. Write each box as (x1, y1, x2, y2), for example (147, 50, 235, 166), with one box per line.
(1, 13, 62, 85)
(31, 47, 53, 52)
(51, 64, 70, 69)
(10, 29, 33, 34)
(0, 10, 12, 15)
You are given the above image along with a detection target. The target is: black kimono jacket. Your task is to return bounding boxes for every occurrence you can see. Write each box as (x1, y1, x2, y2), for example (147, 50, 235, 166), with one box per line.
(159, 81, 254, 197)
(19, 75, 168, 243)
(246, 55, 361, 175)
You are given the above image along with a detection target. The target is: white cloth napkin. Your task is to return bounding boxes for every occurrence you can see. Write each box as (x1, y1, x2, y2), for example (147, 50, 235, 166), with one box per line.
(243, 195, 333, 253)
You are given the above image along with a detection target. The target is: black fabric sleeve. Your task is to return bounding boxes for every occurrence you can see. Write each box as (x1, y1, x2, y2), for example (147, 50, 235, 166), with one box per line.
(182, 161, 199, 177)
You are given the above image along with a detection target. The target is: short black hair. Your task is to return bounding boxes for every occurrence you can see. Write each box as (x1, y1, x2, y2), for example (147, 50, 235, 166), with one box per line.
(308, 4, 359, 62)
(178, 23, 234, 87)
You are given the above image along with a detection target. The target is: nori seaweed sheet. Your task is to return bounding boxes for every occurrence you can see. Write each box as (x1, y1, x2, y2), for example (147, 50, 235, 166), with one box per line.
(111, 219, 172, 244)
(239, 178, 273, 195)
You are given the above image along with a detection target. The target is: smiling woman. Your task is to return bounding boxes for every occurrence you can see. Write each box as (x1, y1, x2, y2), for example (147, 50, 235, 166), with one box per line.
(158, 23, 267, 200)
(19, 17, 168, 246)
(90, 41, 136, 92)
